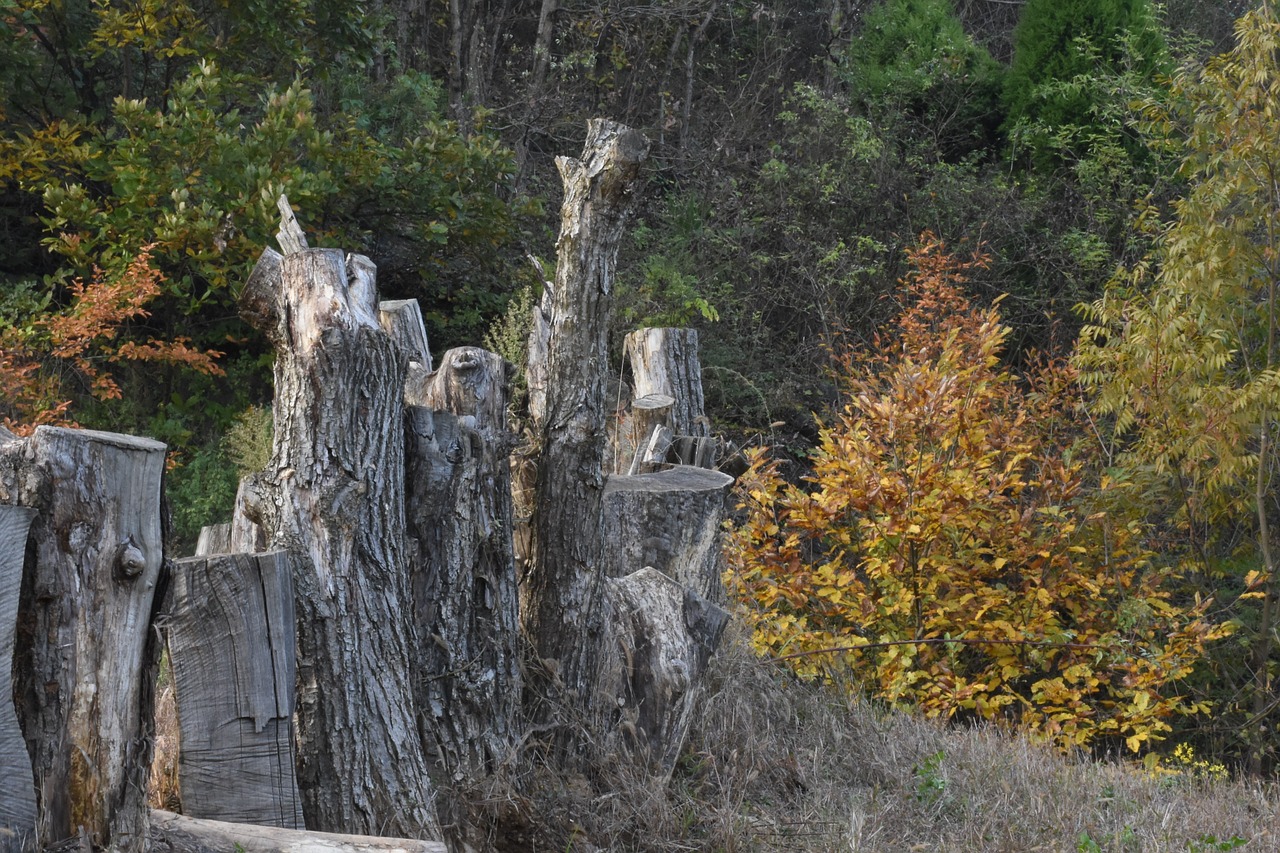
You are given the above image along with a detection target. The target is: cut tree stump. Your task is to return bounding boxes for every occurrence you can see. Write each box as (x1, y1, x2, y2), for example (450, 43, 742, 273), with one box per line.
(0, 427, 166, 853)
(624, 328, 709, 438)
(148, 810, 447, 853)
(0, 505, 37, 852)
(603, 465, 735, 605)
(165, 551, 303, 828)
(238, 211, 440, 838)
(598, 568, 728, 776)
(521, 120, 650, 751)
(403, 346, 521, 783)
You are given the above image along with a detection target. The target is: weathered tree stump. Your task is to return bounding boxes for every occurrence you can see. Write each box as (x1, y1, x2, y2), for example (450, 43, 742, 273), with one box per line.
(521, 120, 650, 749)
(603, 465, 735, 604)
(403, 346, 521, 783)
(0, 427, 166, 853)
(193, 523, 231, 557)
(238, 224, 440, 837)
(598, 568, 728, 776)
(624, 328, 709, 438)
(0, 504, 37, 852)
(165, 551, 303, 828)
(149, 810, 447, 853)
(622, 393, 674, 475)
(379, 299, 434, 371)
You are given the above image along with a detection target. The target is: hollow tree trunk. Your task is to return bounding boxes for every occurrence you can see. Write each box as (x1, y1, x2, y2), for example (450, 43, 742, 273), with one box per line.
(0, 505, 37, 851)
(0, 428, 166, 853)
(238, 236, 439, 838)
(403, 346, 521, 783)
(522, 120, 650, 748)
(164, 551, 303, 828)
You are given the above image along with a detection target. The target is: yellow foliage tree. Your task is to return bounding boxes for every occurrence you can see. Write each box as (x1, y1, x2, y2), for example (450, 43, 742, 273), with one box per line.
(726, 234, 1225, 752)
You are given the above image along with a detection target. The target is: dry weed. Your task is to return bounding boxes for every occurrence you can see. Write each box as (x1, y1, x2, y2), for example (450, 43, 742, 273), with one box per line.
(479, 623, 1279, 852)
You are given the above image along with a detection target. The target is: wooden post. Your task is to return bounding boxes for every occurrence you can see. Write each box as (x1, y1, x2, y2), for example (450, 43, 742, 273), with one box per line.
(521, 120, 650, 750)
(603, 465, 735, 604)
(237, 204, 440, 838)
(0, 427, 166, 853)
(403, 346, 522, 784)
(0, 505, 37, 851)
(165, 551, 304, 828)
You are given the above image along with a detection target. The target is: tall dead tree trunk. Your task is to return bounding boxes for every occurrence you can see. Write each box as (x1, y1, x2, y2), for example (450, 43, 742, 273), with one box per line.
(522, 120, 650, 748)
(403, 346, 522, 783)
(0, 504, 37, 851)
(0, 428, 166, 853)
(238, 226, 440, 838)
(164, 551, 303, 828)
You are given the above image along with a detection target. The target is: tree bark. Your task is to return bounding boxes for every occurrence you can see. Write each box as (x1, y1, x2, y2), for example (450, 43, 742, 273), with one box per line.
(148, 810, 447, 853)
(602, 465, 734, 604)
(164, 551, 304, 828)
(0, 505, 37, 852)
(624, 328, 710, 438)
(0, 427, 166, 853)
(522, 120, 650, 750)
(403, 346, 522, 783)
(596, 568, 728, 776)
(238, 241, 440, 839)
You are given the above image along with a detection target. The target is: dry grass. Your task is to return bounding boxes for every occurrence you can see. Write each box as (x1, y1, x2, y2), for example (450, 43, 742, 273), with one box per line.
(146, 622, 1278, 852)
(487, 624, 1279, 852)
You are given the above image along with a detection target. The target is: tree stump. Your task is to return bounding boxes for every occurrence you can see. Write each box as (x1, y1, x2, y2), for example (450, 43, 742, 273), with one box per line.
(0, 427, 166, 853)
(597, 568, 728, 776)
(403, 346, 521, 783)
(603, 465, 735, 604)
(624, 328, 709, 438)
(521, 120, 650, 749)
(0, 505, 37, 852)
(165, 551, 304, 828)
(238, 235, 440, 838)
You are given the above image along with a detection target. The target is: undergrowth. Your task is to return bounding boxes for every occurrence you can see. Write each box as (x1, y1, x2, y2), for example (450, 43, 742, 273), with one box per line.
(152, 623, 1280, 851)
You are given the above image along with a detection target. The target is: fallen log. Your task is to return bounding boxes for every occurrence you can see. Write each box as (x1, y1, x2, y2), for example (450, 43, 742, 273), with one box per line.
(148, 810, 447, 853)
(603, 465, 735, 604)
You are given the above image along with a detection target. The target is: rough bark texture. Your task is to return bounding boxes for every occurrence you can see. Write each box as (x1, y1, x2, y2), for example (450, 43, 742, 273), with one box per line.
(602, 465, 735, 604)
(0, 427, 165, 853)
(165, 551, 303, 828)
(238, 243, 439, 839)
(148, 811, 447, 853)
(624, 328, 709, 438)
(598, 568, 728, 776)
(0, 505, 37, 852)
(521, 120, 650, 746)
(403, 346, 521, 783)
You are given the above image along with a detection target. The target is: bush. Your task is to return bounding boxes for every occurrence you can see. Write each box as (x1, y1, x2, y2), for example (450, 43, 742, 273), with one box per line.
(726, 234, 1225, 752)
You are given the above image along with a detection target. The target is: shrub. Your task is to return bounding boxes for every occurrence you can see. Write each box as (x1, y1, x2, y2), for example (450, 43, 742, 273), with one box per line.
(726, 234, 1225, 752)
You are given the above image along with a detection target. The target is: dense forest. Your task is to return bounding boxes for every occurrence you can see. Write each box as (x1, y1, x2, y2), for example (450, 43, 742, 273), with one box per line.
(2, 0, 1278, 809)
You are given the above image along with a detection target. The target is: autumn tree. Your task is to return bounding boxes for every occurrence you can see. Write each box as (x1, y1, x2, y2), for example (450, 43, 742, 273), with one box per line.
(1075, 2, 1280, 773)
(727, 235, 1223, 752)
(0, 248, 221, 432)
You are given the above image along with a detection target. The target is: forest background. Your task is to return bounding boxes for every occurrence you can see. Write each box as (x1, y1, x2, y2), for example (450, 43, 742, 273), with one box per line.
(1, 0, 1277, 779)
